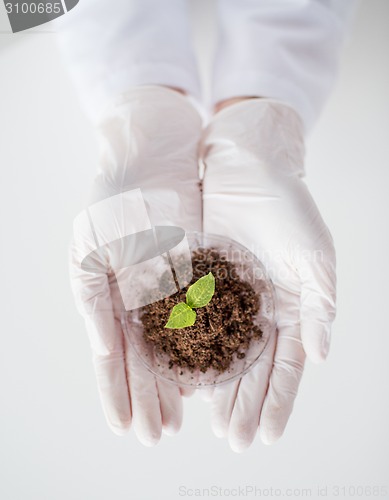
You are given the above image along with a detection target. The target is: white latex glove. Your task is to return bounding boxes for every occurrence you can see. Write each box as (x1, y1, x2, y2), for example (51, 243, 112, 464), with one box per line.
(70, 86, 202, 445)
(202, 99, 336, 451)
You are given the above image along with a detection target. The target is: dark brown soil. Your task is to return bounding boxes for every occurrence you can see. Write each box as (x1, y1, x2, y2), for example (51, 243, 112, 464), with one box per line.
(139, 247, 262, 373)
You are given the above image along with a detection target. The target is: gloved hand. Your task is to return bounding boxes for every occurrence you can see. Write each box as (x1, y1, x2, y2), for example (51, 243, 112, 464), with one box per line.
(70, 86, 202, 445)
(201, 99, 336, 451)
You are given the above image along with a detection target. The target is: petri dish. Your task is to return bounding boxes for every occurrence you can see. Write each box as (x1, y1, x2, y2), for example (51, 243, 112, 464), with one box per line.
(121, 231, 276, 388)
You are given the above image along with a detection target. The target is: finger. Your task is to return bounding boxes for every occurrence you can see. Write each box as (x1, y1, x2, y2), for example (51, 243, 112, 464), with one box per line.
(78, 267, 132, 435)
(259, 325, 305, 445)
(126, 347, 162, 447)
(199, 387, 215, 402)
(91, 319, 132, 436)
(211, 379, 240, 438)
(299, 258, 336, 363)
(301, 319, 332, 364)
(180, 386, 196, 398)
(178, 366, 200, 397)
(227, 330, 277, 453)
(156, 379, 183, 436)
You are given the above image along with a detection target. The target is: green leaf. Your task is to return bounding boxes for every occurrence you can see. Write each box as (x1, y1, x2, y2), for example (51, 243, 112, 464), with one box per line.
(165, 302, 196, 329)
(186, 272, 215, 309)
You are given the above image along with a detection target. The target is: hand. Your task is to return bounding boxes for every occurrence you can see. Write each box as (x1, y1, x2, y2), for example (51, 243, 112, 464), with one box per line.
(201, 99, 336, 451)
(70, 86, 202, 445)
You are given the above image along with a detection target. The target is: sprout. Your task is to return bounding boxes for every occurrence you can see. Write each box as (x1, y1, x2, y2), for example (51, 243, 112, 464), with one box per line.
(164, 272, 215, 329)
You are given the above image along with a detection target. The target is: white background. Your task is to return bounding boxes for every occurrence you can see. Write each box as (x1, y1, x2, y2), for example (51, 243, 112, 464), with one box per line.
(0, 1, 388, 499)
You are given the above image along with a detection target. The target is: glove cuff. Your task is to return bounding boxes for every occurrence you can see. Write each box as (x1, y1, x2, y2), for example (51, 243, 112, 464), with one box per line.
(90, 85, 203, 197)
(97, 85, 203, 128)
(202, 98, 305, 178)
(86, 85, 203, 231)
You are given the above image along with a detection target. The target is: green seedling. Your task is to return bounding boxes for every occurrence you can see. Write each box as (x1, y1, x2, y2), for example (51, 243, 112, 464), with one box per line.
(165, 272, 215, 329)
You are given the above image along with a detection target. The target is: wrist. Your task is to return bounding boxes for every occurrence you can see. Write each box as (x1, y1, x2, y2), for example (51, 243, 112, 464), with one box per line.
(204, 99, 306, 177)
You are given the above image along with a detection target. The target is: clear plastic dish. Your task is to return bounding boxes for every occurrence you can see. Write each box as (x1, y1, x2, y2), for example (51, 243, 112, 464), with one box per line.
(121, 231, 276, 388)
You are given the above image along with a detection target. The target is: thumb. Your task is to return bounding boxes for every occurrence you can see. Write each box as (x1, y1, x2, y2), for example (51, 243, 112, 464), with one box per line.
(299, 259, 336, 363)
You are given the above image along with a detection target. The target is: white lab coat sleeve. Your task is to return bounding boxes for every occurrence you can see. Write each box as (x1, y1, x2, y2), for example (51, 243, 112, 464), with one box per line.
(213, 0, 356, 132)
(55, 0, 201, 123)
